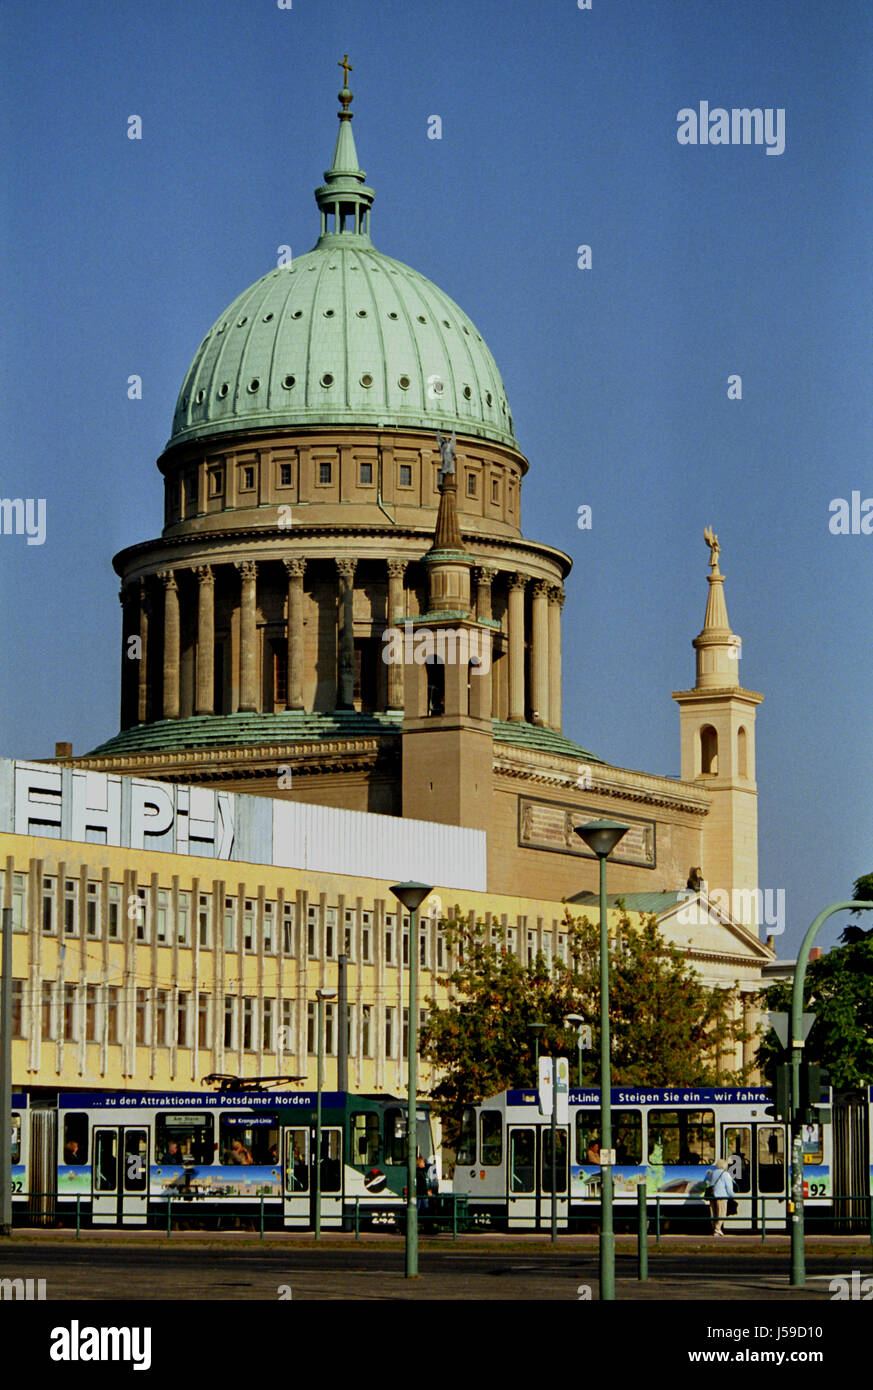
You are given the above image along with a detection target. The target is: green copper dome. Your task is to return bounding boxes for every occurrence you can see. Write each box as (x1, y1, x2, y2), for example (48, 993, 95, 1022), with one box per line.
(169, 83, 516, 452)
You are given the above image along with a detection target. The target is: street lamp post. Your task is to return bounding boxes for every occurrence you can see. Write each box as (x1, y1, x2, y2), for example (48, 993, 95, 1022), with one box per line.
(314, 986, 336, 1241)
(390, 881, 433, 1279)
(575, 818, 629, 1303)
(529, 1021, 545, 1077)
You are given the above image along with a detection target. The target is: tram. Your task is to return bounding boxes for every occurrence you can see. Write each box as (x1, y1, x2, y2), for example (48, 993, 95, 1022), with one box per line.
(9, 1087, 434, 1229)
(450, 1085, 873, 1233)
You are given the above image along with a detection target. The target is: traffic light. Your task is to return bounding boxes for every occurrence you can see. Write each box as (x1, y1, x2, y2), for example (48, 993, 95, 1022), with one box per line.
(764, 1063, 791, 1121)
(799, 1063, 829, 1122)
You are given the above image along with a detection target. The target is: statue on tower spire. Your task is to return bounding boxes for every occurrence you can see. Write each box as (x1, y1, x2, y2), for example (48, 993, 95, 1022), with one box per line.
(703, 525, 720, 572)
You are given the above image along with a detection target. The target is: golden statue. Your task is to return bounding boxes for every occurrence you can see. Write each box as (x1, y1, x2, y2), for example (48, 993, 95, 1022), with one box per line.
(704, 526, 720, 570)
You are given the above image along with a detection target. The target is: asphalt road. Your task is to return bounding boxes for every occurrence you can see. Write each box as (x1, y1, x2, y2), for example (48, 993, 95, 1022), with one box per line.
(1, 1236, 870, 1301)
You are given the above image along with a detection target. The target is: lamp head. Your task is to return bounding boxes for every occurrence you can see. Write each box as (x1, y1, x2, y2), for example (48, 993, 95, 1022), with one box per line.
(389, 881, 434, 913)
(574, 818, 630, 859)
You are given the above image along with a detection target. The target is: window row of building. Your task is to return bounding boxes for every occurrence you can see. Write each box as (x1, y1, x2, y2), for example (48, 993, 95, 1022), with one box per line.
(6, 978, 425, 1061)
(0, 868, 571, 969)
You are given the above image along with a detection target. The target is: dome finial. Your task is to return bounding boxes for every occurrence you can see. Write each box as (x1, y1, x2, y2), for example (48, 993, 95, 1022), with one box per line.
(338, 53, 354, 116)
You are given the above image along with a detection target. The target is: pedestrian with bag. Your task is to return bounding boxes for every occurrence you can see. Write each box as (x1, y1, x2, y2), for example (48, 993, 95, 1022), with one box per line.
(706, 1157, 735, 1236)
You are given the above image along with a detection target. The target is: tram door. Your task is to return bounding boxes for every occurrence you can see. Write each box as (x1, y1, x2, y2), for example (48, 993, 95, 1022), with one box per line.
(507, 1127, 537, 1228)
(723, 1124, 753, 1227)
(540, 1126, 569, 1229)
(313, 1128, 343, 1228)
(282, 1127, 310, 1228)
(91, 1127, 149, 1225)
(722, 1122, 787, 1230)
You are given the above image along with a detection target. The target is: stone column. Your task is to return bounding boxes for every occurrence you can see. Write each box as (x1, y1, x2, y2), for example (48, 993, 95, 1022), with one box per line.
(507, 573, 527, 722)
(195, 565, 215, 716)
(336, 558, 357, 709)
(137, 581, 150, 725)
(158, 570, 180, 720)
(530, 581, 550, 727)
(386, 559, 406, 710)
(235, 560, 258, 713)
(118, 583, 140, 729)
(284, 557, 306, 710)
(547, 585, 564, 732)
(475, 565, 497, 622)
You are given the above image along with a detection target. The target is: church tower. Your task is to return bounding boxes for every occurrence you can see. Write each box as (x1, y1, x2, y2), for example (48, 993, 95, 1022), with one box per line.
(672, 530, 764, 927)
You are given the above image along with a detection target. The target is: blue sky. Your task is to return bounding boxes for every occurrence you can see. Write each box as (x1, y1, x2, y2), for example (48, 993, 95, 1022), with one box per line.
(1, 0, 871, 952)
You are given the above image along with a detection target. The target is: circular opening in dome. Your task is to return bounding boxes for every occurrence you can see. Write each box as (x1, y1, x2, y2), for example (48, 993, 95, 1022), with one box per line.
(323, 309, 335, 318)
(442, 319, 451, 328)
(292, 310, 303, 319)
(360, 374, 374, 388)
(247, 379, 260, 393)
(217, 324, 226, 334)
(417, 315, 426, 323)
(463, 385, 472, 400)
(398, 375, 411, 390)
(218, 384, 229, 399)
(282, 375, 296, 389)
(321, 373, 334, 387)
(486, 391, 492, 406)
(387, 311, 398, 320)
(196, 390, 205, 404)
(262, 313, 274, 322)
(357, 310, 368, 318)
(462, 325, 470, 335)
(237, 317, 248, 327)
(182, 396, 189, 408)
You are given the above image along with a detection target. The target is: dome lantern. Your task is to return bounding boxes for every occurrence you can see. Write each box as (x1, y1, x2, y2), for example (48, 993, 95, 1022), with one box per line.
(313, 56, 375, 246)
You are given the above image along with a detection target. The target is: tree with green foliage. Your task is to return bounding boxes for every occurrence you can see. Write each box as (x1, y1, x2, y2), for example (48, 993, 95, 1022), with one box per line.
(760, 935, 873, 1089)
(420, 906, 750, 1147)
(842, 872, 873, 943)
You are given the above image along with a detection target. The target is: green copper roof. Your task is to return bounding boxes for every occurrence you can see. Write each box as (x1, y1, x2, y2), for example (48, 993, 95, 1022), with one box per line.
(84, 712, 601, 764)
(169, 83, 516, 452)
(567, 892, 685, 913)
(491, 719, 603, 763)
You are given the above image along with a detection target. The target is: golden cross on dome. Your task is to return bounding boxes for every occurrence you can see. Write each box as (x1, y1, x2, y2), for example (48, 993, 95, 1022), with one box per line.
(339, 54, 353, 86)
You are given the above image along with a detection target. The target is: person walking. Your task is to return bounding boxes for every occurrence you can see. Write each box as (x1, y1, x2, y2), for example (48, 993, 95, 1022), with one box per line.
(706, 1157, 735, 1236)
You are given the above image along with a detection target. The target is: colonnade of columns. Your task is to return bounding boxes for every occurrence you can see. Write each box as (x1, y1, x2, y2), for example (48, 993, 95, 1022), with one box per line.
(119, 559, 565, 731)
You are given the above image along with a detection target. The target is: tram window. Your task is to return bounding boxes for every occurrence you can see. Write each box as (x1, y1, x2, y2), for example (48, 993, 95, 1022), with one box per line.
(351, 1112, 380, 1166)
(11, 1113, 20, 1165)
(94, 1130, 118, 1192)
(384, 1107, 408, 1166)
(456, 1107, 477, 1166)
(219, 1115, 280, 1165)
(319, 1130, 342, 1193)
(480, 1111, 503, 1166)
(542, 1129, 568, 1193)
(757, 1126, 786, 1193)
(156, 1113, 213, 1164)
(509, 1129, 535, 1194)
(63, 1112, 88, 1166)
(576, 1111, 641, 1165)
(647, 1110, 714, 1165)
(723, 1127, 752, 1193)
(802, 1122, 823, 1165)
(286, 1129, 309, 1191)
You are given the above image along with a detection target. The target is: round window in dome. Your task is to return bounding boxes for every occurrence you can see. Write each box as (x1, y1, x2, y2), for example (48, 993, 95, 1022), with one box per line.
(247, 379, 260, 393)
(262, 313, 274, 322)
(486, 391, 492, 406)
(417, 315, 426, 323)
(217, 323, 226, 333)
(196, 390, 205, 404)
(282, 375, 296, 390)
(218, 383, 229, 399)
(442, 319, 451, 328)
(398, 375, 411, 390)
(463, 385, 472, 400)
(321, 373, 334, 388)
(360, 374, 374, 388)
(292, 310, 303, 319)
(324, 309, 335, 318)
(387, 311, 398, 320)
(237, 317, 248, 327)
(182, 396, 189, 408)
(357, 310, 368, 318)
